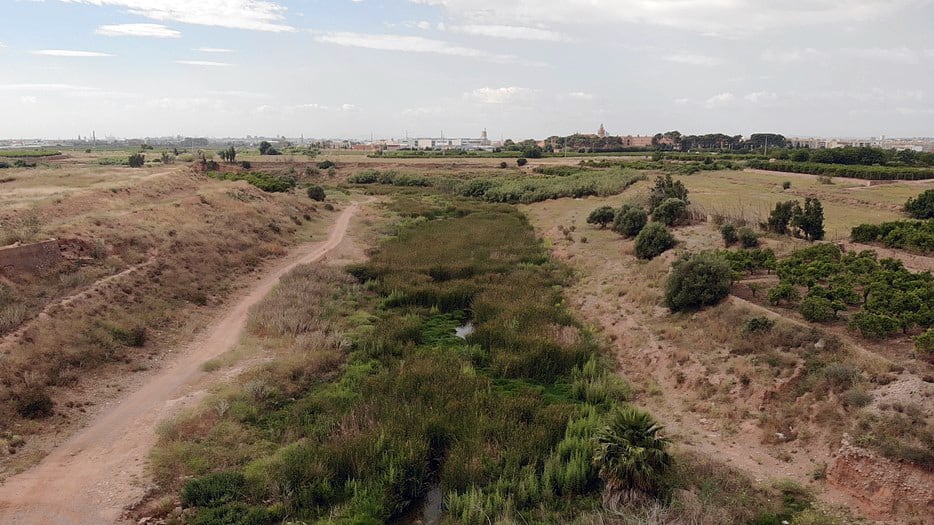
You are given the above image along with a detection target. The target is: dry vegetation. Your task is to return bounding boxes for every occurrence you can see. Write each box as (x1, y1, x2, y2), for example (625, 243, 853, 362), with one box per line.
(0, 159, 331, 475)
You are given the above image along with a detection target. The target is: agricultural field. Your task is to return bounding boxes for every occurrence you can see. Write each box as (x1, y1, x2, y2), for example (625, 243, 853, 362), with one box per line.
(2, 151, 933, 525)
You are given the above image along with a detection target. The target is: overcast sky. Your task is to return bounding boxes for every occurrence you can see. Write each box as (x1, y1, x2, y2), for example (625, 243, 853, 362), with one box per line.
(1, 0, 933, 140)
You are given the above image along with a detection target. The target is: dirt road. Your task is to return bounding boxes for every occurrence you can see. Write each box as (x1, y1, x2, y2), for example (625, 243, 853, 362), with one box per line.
(0, 201, 362, 525)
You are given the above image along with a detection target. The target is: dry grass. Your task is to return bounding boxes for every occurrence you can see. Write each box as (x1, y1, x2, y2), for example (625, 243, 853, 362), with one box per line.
(0, 166, 326, 467)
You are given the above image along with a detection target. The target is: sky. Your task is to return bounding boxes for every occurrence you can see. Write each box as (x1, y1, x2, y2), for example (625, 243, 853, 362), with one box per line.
(0, 0, 933, 140)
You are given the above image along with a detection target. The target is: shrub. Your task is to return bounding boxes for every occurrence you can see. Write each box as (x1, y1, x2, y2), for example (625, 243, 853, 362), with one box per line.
(653, 198, 687, 226)
(648, 174, 689, 211)
(110, 325, 147, 347)
(782, 181, 791, 190)
(594, 407, 671, 502)
(799, 295, 836, 322)
(189, 503, 277, 525)
(182, 471, 246, 508)
(742, 316, 775, 334)
(914, 328, 934, 355)
(768, 283, 800, 305)
(586, 206, 615, 229)
(664, 252, 733, 312)
(317, 160, 335, 170)
(240, 161, 251, 169)
(517, 158, 528, 167)
(767, 201, 799, 234)
(306, 185, 326, 201)
(499, 161, 508, 169)
(905, 189, 934, 219)
(612, 206, 648, 238)
(738, 227, 759, 248)
(849, 312, 899, 339)
(128, 153, 145, 168)
(792, 197, 825, 241)
(15, 386, 54, 419)
(720, 223, 738, 246)
(634, 223, 676, 260)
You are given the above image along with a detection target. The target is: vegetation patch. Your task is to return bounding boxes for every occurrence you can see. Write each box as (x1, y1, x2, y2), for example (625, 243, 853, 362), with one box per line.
(850, 219, 934, 254)
(207, 171, 297, 193)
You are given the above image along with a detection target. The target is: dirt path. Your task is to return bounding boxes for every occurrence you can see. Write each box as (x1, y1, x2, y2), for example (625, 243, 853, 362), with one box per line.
(0, 201, 363, 525)
(0, 256, 156, 354)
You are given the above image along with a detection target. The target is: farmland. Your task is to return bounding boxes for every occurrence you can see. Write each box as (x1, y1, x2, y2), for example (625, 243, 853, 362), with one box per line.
(1, 149, 933, 524)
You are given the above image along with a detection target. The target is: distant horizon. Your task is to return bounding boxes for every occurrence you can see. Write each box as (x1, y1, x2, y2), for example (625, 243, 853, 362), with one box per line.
(1, 1, 932, 139)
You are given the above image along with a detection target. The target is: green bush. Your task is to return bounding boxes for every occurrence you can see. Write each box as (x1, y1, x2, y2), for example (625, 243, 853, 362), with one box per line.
(634, 222, 676, 260)
(914, 328, 934, 355)
(720, 223, 738, 246)
(905, 189, 934, 219)
(748, 159, 934, 181)
(768, 283, 800, 305)
(782, 181, 791, 190)
(128, 153, 145, 168)
(664, 252, 733, 312)
(586, 206, 616, 229)
(517, 158, 528, 167)
(849, 312, 899, 339)
(499, 161, 508, 169)
(189, 503, 277, 525)
(612, 206, 648, 238)
(306, 185, 326, 201)
(648, 174, 689, 211)
(317, 160, 335, 169)
(182, 471, 246, 508)
(799, 295, 836, 322)
(240, 161, 251, 169)
(207, 172, 296, 193)
(742, 316, 775, 334)
(850, 220, 934, 253)
(738, 227, 759, 248)
(653, 198, 687, 226)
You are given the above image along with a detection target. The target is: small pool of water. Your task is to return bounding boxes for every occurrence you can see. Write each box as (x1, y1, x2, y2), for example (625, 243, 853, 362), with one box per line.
(454, 322, 474, 339)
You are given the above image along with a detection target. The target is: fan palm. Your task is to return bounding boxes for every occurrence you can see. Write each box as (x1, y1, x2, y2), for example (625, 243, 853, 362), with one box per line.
(594, 406, 671, 507)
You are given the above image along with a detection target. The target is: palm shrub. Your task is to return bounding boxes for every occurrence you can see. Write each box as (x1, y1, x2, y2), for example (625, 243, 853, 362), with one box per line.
(594, 407, 671, 506)
(634, 223, 676, 260)
(612, 205, 648, 238)
(664, 252, 733, 312)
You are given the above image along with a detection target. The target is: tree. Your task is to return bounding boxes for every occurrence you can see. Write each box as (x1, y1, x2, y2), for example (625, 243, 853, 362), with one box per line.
(915, 328, 934, 356)
(648, 174, 689, 211)
(128, 153, 145, 168)
(664, 252, 733, 312)
(594, 407, 671, 505)
(720, 223, 738, 246)
(904, 189, 934, 219)
(634, 223, 676, 260)
(306, 185, 326, 201)
(258, 141, 279, 155)
(587, 206, 616, 229)
(791, 150, 810, 162)
(612, 206, 648, 238)
(225, 146, 236, 163)
(768, 283, 800, 306)
(767, 200, 801, 234)
(652, 198, 687, 226)
(800, 295, 836, 322)
(792, 197, 825, 241)
(517, 158, 528, 167)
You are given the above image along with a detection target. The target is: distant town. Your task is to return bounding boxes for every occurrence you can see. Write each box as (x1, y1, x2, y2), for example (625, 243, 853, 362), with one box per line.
(2, 125, 933, 152)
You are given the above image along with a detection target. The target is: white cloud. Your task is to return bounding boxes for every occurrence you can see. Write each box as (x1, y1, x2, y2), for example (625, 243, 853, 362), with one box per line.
(844, 47, 921, 64)
(567, 91, 594, 100)
(673, 97, 689, 105)
(409, 0, 925, 37)
(663, 53, 723, 66)
(205, 90, 267, 98)
(704, 92, 735, 108)
(95, 23, 181, 38)
(468, 86, 535, 104)
(20, 96, 38, 104)
(451, 24, 566, 41)
(312, 31, 542, 65)
(31, 49, 115, 57)
(744, 91, 778, 104)
(760, 47, 824, 64)
(196, 47, 235, 53)
(58, 0, 294, 32)
(175, 60, 233, 67)
(297, 103, 359, 112)
(0, 83, 97, 92)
